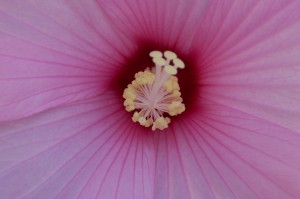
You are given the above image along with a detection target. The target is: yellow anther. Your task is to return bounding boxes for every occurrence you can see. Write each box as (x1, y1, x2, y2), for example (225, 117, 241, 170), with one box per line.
(131, 80, 139, 88)
(135, 71, 145, 79)
(153, 57, 166, 66)
(127, 84, 134, 90)
(172, 90, 181, 97)
(173, 58, 185, 69)
(125, 105, 135, 112)
(146, 75, 155, 85)
(132, 112, 140, 122)
(164, 51, 177, 60)
(132, 71, 156, 86)
(123, 88, 136, 100)
(164, 65, 177, 75)
(152, 117, 170, 131)
(142, 71, 155, 84)
(145, 118, 153, 127)
(164, 76, 180, 92)
(168, 101, 185, 116)
(150, 51, 163, 58)
(124, 98, 135, 112)
(124, 99, 134, 106)
(138, 117, 147, 125)
(136, 77, 145, 85)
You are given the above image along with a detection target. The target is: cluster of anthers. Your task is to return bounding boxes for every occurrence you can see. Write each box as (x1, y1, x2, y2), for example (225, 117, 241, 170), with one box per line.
(123, 50, 186, 131)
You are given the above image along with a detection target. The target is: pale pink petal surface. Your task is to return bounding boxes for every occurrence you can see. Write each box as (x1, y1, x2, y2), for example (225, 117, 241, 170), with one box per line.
(1, 0, 300, 199)
(0, 0, 133, 121)
(197, 0, 300, 133)
(0, 92, 155, 199)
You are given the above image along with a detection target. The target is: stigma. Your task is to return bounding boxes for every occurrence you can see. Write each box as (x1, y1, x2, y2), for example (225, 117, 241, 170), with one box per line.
(123, 50, 186, 131)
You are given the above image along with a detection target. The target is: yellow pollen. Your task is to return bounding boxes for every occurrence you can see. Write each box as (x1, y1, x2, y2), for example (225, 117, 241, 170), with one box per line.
(123, 50, 186, 131)
(152, 117, 171, 131)
(168, 101, 186, 116)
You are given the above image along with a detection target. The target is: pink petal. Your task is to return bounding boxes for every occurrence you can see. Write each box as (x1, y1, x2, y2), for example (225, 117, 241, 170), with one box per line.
(194, 0, 300, 132)
(0, 92, 155, 199)
(151, 1, 300, 198)
(154, 104, 300, 199)
(1, 0, 300, 199)
(0, 0, 133, 121)
(96, 0, 208, 51)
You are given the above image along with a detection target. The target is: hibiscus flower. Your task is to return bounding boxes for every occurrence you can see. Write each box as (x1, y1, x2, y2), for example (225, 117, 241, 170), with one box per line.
(1, 0, 300, 198)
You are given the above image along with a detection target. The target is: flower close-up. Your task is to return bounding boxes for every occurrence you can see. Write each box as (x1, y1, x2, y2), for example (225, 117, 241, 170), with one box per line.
(1, 0, 300, 198)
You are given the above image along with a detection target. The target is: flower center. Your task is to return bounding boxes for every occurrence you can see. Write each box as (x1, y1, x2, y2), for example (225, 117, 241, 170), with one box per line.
(123, 50, 186, 131)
